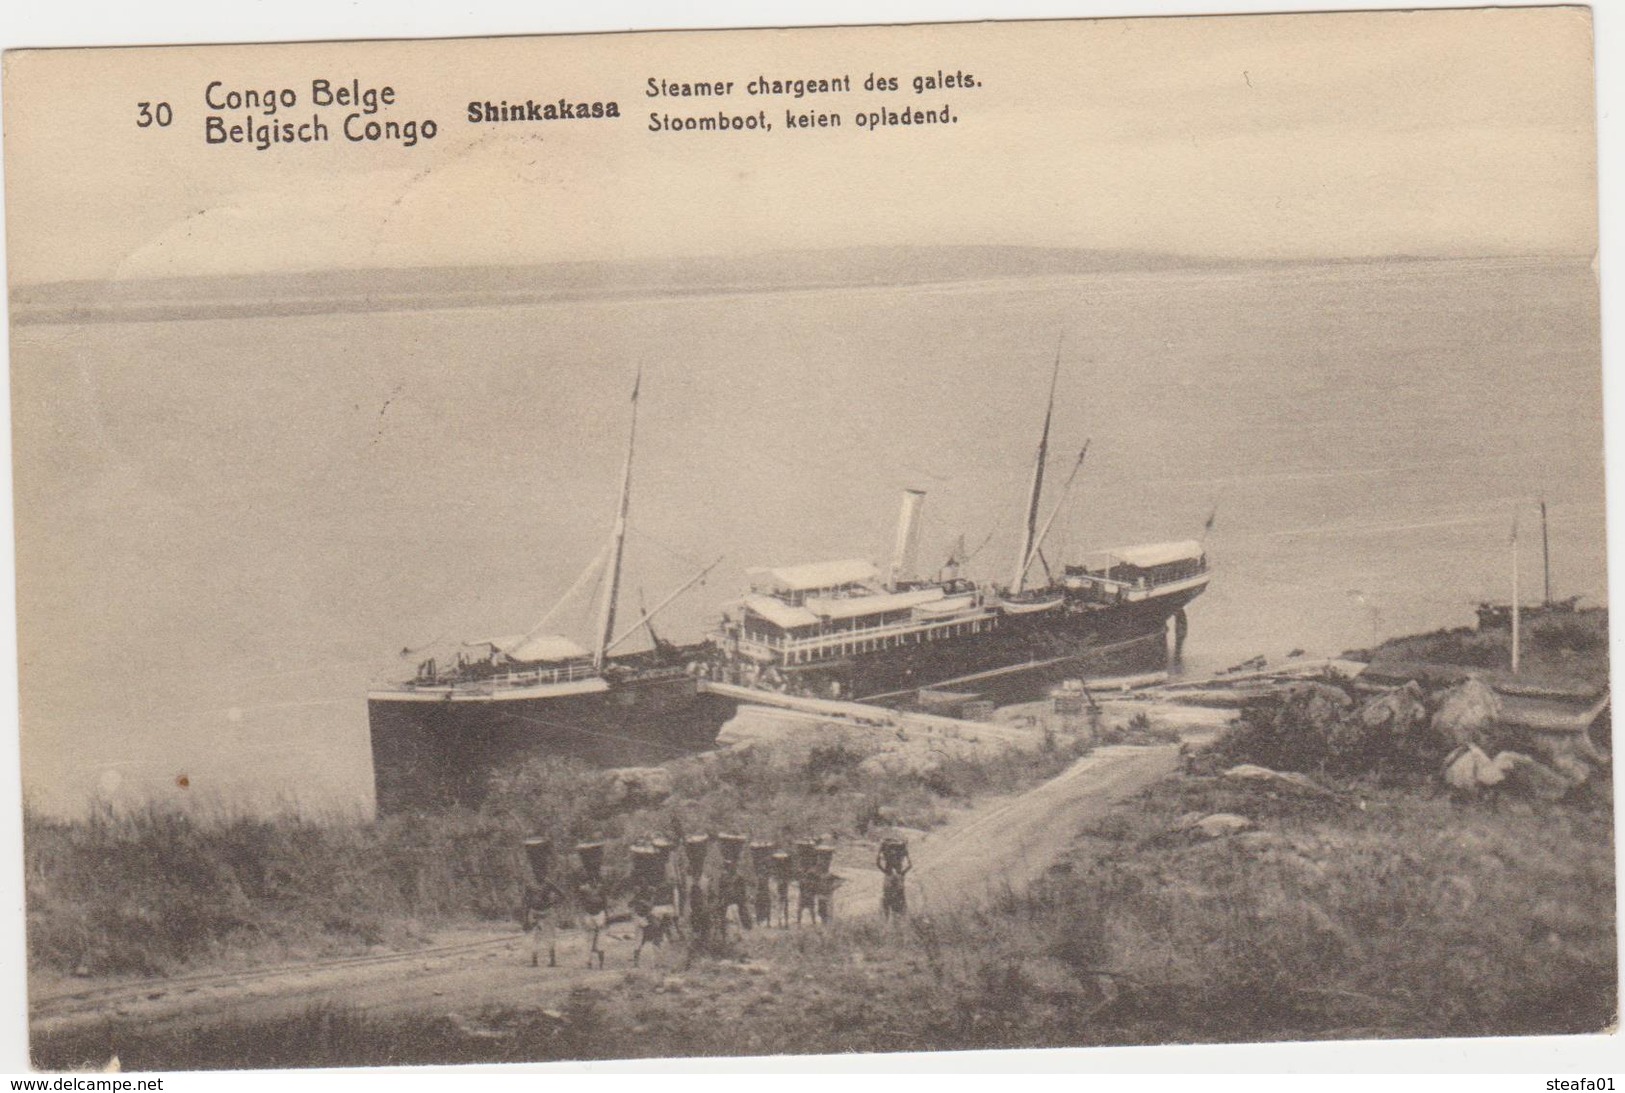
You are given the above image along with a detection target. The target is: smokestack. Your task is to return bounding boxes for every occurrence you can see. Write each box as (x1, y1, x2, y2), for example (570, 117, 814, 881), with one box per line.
(889, 489, 926, 590)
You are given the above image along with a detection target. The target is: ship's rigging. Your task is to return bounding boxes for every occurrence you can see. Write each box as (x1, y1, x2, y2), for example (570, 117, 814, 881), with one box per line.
(414, 372, 719, 678)
(1003, 338, 1091, 604)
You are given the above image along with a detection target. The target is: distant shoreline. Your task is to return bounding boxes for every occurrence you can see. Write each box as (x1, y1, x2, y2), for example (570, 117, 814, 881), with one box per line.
(9, 249, 1589, 327)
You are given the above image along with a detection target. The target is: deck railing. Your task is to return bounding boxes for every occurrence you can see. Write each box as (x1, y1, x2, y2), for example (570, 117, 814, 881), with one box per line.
(1063, 566, 1210, 602)
(495, 662, 602, 687)
(726, 606, 997, 661)
(411, 660, 603, 692)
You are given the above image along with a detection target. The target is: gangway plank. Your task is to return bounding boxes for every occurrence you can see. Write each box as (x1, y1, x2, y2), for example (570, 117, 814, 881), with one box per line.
(696, 680, 1039, 745)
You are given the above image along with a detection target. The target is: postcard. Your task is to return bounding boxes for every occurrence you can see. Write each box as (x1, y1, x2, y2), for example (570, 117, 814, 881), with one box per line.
(3, 4, 1611, 1072)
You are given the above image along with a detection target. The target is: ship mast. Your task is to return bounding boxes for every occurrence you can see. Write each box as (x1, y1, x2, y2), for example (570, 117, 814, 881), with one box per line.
(1010, 342, 1062, 594)
(1022, 440, 1090, 579)
(593, 371, 641, 669)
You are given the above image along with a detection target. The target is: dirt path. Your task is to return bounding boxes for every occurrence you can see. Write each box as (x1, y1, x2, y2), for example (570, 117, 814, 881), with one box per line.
(32, 735, 1200, 1041)
(834, 740, 1184, 919)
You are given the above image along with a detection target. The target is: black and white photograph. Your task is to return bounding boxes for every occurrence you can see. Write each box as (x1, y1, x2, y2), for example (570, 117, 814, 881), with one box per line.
(1, 2, 1615, 1073)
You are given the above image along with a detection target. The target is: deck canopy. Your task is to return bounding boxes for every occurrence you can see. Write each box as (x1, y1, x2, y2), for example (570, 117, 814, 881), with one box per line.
(469, 634, 592, 663)
(752, 558, 879, 593)
(805, 587, 945, 621)
(741, 594, 821, 630)
(1108, 540, 1205, 570)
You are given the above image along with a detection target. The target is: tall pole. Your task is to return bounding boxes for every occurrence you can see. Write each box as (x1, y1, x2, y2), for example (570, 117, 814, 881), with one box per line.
(1541, 498, 1551, 607)
(1511, 512, 1521, 675)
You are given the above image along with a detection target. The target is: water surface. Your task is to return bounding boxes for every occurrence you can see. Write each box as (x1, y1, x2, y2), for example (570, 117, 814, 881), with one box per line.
(11, 255, 1604, 815)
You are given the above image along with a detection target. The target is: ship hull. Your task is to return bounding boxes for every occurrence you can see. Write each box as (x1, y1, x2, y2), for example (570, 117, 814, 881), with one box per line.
(371, 586, 1204, 812)
(764, 586, 1204, 705)
(368, 673, 737, 813)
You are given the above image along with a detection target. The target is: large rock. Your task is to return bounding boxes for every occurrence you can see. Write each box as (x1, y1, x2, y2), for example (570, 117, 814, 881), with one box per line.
(1359, 680, 1427, 736)
(1442, 744, 1506, 792)
(1292, 682, 1355, 733)
(1186, 812, 1254, 839)
(1300, 682, 1355, 709)
(1495, 751, 1575, 800)
(858, 750, 946, 780)
(1441, 745, 1575, 799)
(1431, 677, 1503, 747)
(598, 766, 673, 808)
(1223, 763, 1339, 799)
(1534, 739, 1594, 786)
(1513, 729, 1604, 787)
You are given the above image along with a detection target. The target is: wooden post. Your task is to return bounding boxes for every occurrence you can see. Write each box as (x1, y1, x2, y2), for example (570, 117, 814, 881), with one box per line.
(1511, 514, 1521, 675)
(1541, 498, 1551, 607)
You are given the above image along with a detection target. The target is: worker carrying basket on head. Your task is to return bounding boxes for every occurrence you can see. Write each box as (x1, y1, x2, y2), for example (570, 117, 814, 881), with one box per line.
(797, 838, 838, 925)
(682, 834, 713, 943)
(769, 849, 793, 928)
(749, 841, 777, 928)
(650, 836, 679, 927)
(791, 838, 818, 926)
(876, 836, 912, 921)
(518, 836, 567, 968)
(574, 840, 610, 969)
(628, 842, 678, 967)
(715, 833, 752, 936)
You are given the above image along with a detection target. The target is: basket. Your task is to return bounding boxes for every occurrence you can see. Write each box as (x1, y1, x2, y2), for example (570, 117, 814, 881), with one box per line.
(574, 841, 605, 879)
(521, 836, 553, 884)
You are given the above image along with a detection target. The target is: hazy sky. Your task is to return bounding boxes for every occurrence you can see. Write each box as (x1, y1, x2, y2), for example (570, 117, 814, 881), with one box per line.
(3, 6, 1598, 283)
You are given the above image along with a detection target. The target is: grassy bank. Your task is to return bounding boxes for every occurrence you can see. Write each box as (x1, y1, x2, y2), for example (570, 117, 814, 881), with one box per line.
(26, 727, 1081, 979)
(1361, 606, 1609, 688)
(31, 614, 1615, 1066)
(35, 763, 1615, 1069)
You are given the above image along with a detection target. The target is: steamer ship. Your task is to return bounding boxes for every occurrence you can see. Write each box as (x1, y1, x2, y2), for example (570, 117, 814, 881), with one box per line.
(710, 358, 1211, 705)
(366, 376, 737, 812)
(369, 356, 1210, 811)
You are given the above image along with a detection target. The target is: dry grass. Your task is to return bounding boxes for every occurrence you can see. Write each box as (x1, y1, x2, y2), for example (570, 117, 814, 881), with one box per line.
(30, 652, 1614, 1066)
(35, 764, 1613, 1069)
(26, 801, 535, 977)
(1048, 775, 1616, 1043)
(25, 733, 1081, 978)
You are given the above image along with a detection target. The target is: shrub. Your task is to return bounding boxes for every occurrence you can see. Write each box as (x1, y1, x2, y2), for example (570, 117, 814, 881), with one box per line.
(804, 742, 868, 793)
